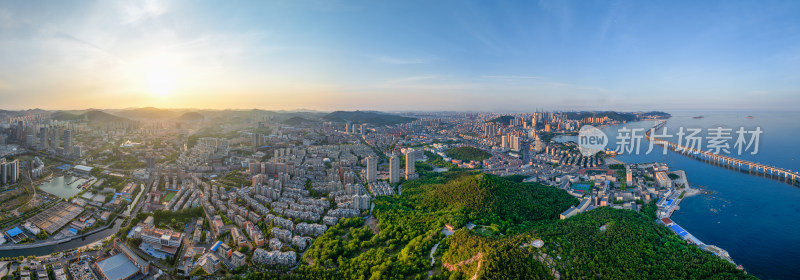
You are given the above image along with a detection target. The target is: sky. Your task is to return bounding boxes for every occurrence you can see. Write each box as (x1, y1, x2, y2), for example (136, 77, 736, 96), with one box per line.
(1, 0, 799, 112)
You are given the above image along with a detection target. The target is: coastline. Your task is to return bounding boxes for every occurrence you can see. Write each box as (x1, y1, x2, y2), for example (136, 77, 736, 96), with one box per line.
(606, 155, 736, 266)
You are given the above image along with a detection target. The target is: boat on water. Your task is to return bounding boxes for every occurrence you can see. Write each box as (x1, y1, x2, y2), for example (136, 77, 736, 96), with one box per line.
(693, 116, 704, 119)
(746, 116, 754, 119)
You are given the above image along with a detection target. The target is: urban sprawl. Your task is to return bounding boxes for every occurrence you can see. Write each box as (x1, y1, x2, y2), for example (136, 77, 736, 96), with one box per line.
(0, 109, 739, 279)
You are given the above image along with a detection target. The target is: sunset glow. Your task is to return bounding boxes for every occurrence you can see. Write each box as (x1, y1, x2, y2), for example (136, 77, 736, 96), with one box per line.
(0, 1, 798, 111)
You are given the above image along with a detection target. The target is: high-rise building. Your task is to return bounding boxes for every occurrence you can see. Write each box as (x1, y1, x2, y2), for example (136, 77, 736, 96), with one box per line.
(252, 133, 265, 148)
(0, 158, 19, 185)
(249, 159, 261, 176)
(405, 150, 416, 180)
(50, 127, 59, 150)
(146, 157, 156, 170)
(366, 156, 377, 183)
(39, 127, 48, 150)
(510, 135, 520, 151)
(63, 129, 73, 157)
(626, 167, 633, 186)
(16, 121, 24, 141)
(389, 155, 400, 183)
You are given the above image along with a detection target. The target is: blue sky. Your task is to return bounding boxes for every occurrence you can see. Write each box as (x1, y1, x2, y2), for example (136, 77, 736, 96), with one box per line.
(0, 0, 798, 111)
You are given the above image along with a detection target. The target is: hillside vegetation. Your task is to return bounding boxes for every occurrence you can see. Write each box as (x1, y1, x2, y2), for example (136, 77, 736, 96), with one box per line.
(403, 173, 578, 229)
(240, 171, 754, 280)
(323, 110, 415, 126)
(445, 146, 491, 162)
(488, 115, 515, 125)
(176, 111, 204, 121)
(51, 110, 133, 124)
(281, 116, 318, 126)
(443, 205, 755, 280)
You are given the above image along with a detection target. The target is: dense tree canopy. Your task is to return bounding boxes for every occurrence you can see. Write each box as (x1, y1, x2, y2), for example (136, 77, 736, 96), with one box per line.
(403, 173, 579, 230)
(445, 146, 491, 162)
(444, 206, 754, 280)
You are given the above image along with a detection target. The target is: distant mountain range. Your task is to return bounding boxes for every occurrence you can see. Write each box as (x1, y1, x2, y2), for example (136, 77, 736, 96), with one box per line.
(323, 110, 415, 125)
(5, 108, 669, 125)
(489, 111, 671, 125)
(114, 107, 179, 120)
(52, 110, 132, 123)
(281, 116, 318, 126)
(176, 112, 204, 121)
(560, 111, 671, 122)
(51, 111, 85, 121)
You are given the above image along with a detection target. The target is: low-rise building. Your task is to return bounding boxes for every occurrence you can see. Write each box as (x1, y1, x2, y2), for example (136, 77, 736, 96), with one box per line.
(252, 248, 296, 266)
(139, 225, 183, 258)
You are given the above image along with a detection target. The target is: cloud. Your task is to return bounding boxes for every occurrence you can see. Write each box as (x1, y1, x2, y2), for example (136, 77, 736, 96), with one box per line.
(0, 9, 15, 30)
(50, 32, 125, 64)
(371, 55, 430, 65)
(0, 80, 12, 90)
(483, 75, 546, 80)
(483, 75, 606, 93)
(350, 75, 477, 92)
(121, 0, 167, 24)
(385, 75, 439, 84)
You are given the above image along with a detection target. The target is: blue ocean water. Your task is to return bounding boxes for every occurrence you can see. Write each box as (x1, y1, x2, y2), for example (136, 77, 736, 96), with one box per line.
(599, 111, 800, 280)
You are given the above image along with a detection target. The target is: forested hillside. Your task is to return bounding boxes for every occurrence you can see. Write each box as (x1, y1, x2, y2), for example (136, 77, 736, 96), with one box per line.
(442, 206, 755, 280)
(239, 172, 755, 280)
(445, 146, 491, 162)
(403, 173, 578, 230)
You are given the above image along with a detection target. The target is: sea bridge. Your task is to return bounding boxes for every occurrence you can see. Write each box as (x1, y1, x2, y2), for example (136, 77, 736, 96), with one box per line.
(645, 121, 799, 186)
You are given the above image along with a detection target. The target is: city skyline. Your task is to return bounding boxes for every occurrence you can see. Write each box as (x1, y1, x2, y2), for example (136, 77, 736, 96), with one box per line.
(2, 0, 800, 111)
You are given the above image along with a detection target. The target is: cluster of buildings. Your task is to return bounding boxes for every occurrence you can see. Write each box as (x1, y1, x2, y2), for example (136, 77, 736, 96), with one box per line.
(252, 248, 296, 267)
(0, 157, 19, 185)
(0, 108, 690, 277)
(94, 239, 150, 280)
(132, 216, 184, 259)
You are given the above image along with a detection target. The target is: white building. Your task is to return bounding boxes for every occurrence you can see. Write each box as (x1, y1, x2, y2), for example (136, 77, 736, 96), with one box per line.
(389, 155, 400, 183)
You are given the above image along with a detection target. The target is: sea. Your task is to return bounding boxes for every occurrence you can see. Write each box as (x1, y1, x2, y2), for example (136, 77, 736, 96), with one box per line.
(559, 110, 800, 280)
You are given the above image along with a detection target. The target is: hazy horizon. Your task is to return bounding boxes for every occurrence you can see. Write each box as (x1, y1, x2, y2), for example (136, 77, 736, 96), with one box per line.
(1, 106, 791, 115)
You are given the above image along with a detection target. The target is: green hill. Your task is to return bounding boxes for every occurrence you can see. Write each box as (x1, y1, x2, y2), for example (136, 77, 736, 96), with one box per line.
(51, 111, 84, 121)
(442, 206, 754, 280)
(85, 110, 130, 123)
(445, 146, 491, 162)
(176, 111, 204, 121)
(116, 107, 178, 120)
(281, 116, 318, 126)
(404, 173, 578, 226)
(488, 115, 515, 125)
(323, 110, 415, 126)
(51, 110, 130, 123)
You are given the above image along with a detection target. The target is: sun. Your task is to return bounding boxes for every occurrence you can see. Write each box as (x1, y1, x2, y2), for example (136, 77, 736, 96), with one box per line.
(146, 69, 175, 97)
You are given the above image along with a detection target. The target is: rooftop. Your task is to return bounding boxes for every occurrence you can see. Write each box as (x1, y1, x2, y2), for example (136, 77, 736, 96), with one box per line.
(5, 227, 23, 237)
(74, 165, 93, 172)
(95, 254, 139, 280)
